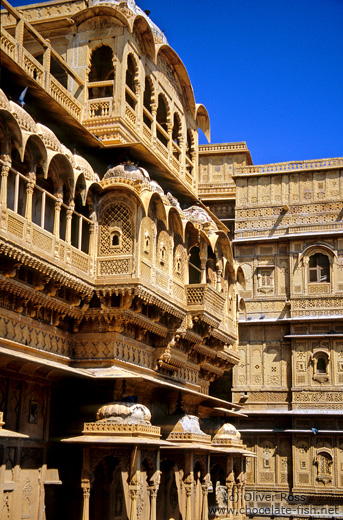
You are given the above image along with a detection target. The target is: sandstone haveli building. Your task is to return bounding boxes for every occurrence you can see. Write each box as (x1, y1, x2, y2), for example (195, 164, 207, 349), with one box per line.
(0, 0, 343, 519)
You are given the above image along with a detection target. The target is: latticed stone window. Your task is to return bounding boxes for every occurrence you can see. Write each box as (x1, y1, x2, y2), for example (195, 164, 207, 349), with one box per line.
(259, 268, 273, 287)
(99, 203, 132, 255)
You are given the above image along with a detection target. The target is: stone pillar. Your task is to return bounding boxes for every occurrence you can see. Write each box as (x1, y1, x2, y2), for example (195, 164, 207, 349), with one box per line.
(236, 482, 243, 516)
(0, 155, 11, 228)
(148, 486, 158, 520)
(184, 475, 194, 520)
(226, 458, 235, 520)
(65, 201, 74, 245)
(15, 13, 24, 64)
(151, 104, 157, 147)
(201, 482, 210, 520)
(216, 259, 223, 292)
(128, 485, 138, 520)
(25, 172, 36, 222)
(53, 196, 62, 239)
(167, 121, 173, 164)
(232, 483, 238, 512)
(43, 39, 52, 91)
(88, 220, 96, 276)
(81, 478, 90, 520)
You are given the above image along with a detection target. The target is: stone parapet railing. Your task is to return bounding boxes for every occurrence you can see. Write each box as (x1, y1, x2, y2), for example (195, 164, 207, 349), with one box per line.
(186, 284, 226, 322)
(236, 157, 343, 176)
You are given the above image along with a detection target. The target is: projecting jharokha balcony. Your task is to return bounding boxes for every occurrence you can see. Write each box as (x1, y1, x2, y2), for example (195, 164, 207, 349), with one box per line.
(0, 0, 196, 194)
(186, 284, 226, 323)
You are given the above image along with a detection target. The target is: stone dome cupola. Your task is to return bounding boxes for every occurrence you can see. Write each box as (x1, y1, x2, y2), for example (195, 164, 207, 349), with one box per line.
(96, 401, 152, 425)
(103, 162, 150, 182)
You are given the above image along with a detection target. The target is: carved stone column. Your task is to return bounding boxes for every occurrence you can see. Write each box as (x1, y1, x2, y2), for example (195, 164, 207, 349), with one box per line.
(15, 13, 24, 64)
(236, 482, 243, 516)
(43, 39, 52, 90)
(226, 459, 235, 520)
(128, 485, 138, 520)
(184, 474, 194, 520)
(201, 480, 210, 520)
(0, 156, 11, 228)
(81, 475, 90, 520)
(25, 172, 36, 222)
(151, 104, 157, 146)
(65, 201, 74, 245)
(216, 259, 223, 293)
(167, 121, 173, 162)
(148, 486, 158, 520)
(53, 196, 62, 238)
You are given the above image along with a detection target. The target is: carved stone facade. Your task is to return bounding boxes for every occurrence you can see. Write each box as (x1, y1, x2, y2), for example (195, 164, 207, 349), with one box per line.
(201, 151, 343, 516)
(0, 1, 250, 519)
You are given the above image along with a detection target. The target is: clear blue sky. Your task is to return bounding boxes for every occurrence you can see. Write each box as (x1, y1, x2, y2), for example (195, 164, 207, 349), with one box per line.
(11, 0, 343, 164)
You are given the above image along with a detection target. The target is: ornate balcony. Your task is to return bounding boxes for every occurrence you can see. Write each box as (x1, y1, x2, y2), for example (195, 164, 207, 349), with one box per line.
(186, 284, 226, 324)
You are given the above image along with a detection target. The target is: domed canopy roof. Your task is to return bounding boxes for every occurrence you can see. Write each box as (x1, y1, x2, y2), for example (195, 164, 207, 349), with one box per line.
(96, 401, 152, 425)
(213, 423, 241, 440)
(104, 162, 150, 182)
(88, 0, 168, 44)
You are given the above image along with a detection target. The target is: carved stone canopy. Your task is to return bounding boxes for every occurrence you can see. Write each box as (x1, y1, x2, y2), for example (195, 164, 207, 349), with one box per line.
(96, 401, 152, 425)
(167, 414, 212, 444)
(103, 162, 150, 182)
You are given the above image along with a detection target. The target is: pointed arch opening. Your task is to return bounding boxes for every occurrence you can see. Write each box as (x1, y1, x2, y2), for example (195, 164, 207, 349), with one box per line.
(88, 45, 114, 99)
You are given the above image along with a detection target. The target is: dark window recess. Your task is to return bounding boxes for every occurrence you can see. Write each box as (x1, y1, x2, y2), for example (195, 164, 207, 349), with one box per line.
(309, 253, 330, 283)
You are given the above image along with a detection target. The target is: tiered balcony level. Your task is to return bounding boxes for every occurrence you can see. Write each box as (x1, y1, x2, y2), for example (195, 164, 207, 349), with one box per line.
(0, 0, 197, 199)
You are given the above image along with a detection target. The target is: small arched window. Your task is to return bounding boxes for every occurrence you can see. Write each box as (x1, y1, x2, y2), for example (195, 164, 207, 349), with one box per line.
(309, 253, 330, 283)
(189, 246, 201, 284)
(112, 233, 120, 246)
(143, 76, 153, 128)
(126, 54, 138, 109)
(316, 357, 327, 374)
(156, 95, 169, 147)
(88, 46, 114, 99)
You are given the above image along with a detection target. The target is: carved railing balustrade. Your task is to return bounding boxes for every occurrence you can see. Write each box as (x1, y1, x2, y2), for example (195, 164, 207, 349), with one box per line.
(1, 0, 83, 122)
(186, 284, 226, 324)
(291, 296, 343, 318)
(236, 157, 343, 176)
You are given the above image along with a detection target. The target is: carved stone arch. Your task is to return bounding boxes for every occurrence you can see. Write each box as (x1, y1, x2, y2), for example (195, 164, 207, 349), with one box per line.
(143, 73, 156, 115)
(147, 192, 167, 226)
(157, 458, 181, 520)
(235, 265, 246, 289)
(126, 51, 140, 95)
(89, 455, 126, 520)
(24, 134, 47, 173)
(314, 449, 333, 484)
(186, 127, 195, 160)
(85, 181, 101, 215)
(87, 43, 115, 100)
(155, 44, 196, 116)
(132, 15, 155, 60)
(0, 108, 23, 156)
(47, 152, 73, 197)
(167, 207, 183, 238)
(172, 111, 183, 148)
(311, 347, 330, 380)
(156, 91, 171, 131)
(87, 42, 115, 80)
(299, 243, 337, 263)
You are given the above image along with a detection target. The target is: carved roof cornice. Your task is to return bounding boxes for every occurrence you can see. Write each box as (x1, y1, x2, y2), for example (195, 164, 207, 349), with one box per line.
(0, 240, 93, 297)
(193, 343, 217, 359)
(86, 308, 168, 337)
(212, 327, 237, 345)
(135, 285, 185, 319)
(0, 274, 83, 319)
